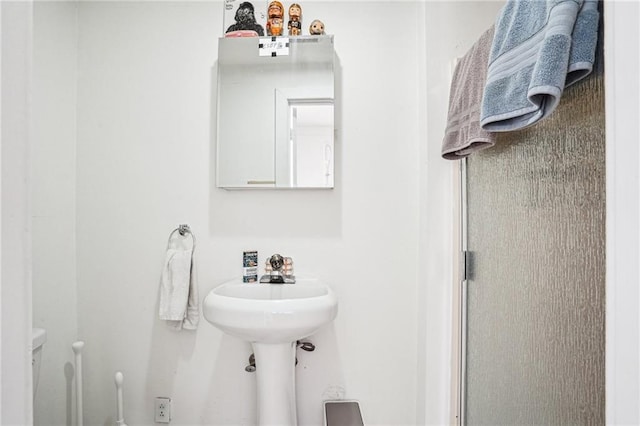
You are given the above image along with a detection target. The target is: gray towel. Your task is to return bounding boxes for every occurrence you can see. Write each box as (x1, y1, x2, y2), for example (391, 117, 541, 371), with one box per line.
(480, 0, 599, 132)
(442, 27, 496, 160)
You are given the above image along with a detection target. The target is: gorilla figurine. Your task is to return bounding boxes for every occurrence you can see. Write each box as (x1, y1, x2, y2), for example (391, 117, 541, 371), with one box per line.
(226, 2, 265, 36)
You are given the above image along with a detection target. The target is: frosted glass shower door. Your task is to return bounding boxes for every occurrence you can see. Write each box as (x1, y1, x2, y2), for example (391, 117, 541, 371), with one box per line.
(462, 71, 605, 423)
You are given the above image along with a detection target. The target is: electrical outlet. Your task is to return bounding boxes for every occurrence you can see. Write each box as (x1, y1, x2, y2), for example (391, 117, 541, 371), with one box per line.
(155, 397, 171, 423)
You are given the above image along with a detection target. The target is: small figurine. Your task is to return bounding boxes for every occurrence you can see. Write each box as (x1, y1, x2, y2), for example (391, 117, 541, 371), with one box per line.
(309, 19, 325, 35)
(266, 0, 284, 36)
(287, 3, 302, 36)
(225, 2, 265, 37)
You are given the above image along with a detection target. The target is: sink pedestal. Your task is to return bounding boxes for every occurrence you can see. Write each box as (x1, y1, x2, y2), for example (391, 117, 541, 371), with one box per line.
(253, 341, 298, 425)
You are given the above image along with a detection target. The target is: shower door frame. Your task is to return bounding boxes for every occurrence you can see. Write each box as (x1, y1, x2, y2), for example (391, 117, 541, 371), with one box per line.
(450, 158, 467, 426)
(451, 74, 608, 423)
(449, 5, 640, 417)
(447, 54, 468, 426)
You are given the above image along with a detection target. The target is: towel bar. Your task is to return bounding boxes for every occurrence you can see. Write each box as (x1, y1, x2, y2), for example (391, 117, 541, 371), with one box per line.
(167, 224, 196, 250)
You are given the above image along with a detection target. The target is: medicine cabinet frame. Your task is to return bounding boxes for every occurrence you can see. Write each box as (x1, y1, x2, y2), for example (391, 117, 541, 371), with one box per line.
(215, 35, 336, 189)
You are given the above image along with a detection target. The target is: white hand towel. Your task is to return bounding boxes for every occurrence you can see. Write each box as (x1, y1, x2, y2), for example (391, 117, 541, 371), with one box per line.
(159, 248, 199, 330)
(169, 259, 200, 331)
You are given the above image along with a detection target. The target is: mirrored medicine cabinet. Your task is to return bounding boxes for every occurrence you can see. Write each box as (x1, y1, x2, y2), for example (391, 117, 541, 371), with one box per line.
(216, 35, 335, 189)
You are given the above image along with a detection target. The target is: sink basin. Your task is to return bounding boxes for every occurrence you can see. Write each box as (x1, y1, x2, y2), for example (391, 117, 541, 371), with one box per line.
(203, 277, 338, 343)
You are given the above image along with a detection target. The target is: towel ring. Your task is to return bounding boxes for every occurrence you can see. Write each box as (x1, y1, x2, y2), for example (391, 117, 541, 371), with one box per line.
(167, 224, 196, 250)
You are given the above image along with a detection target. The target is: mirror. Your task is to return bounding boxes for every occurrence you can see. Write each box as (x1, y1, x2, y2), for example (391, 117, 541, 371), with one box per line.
(216, 36, 335, 189)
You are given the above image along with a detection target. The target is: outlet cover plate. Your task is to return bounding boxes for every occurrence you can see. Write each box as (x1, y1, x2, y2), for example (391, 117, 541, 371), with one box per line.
(155, 397, 171, 423)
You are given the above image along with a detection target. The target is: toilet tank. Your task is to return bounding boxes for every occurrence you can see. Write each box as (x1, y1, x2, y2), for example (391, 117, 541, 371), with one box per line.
(32, 328, 47, 352)
(32, 328, 47, 398)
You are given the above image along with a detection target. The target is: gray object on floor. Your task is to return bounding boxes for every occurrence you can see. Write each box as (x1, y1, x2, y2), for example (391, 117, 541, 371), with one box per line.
(324, 400, 364, 426)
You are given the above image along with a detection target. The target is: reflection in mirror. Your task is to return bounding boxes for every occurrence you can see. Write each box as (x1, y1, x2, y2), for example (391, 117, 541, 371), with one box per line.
(215, 36, 335, 189)
(289, 101, 334, 188)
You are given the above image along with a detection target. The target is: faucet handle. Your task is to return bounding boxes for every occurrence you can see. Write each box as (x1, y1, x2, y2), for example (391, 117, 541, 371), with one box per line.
(269, 253, 285, 271)
(260, 254, 295, 283)
(283, 257, 294, 276)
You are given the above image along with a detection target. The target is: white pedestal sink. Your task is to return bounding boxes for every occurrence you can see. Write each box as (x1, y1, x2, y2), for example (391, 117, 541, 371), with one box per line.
(203, 278, 338, 426)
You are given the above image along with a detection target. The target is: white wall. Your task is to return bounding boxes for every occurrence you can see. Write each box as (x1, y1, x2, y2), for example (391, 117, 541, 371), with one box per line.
(1, 1, 33, 425)
(604, 1, 640, 424)
(31, 2, 78, 425)
(71, 2, 421, 425)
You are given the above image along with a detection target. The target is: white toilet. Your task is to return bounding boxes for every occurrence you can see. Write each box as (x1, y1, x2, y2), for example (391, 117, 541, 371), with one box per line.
(32, 328, 47, 399)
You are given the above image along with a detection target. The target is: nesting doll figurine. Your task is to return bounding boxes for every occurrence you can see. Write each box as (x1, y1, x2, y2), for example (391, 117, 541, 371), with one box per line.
(309, 19, 325, 35)
(288, 3, 302, 36)
(266, 1, 284, 36)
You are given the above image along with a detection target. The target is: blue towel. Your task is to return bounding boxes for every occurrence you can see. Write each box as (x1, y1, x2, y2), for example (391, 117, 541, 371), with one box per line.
(480, 0, 599, 132)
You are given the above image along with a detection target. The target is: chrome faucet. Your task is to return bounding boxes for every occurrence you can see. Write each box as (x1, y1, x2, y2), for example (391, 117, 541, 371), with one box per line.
(260, 254, 295, 283)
